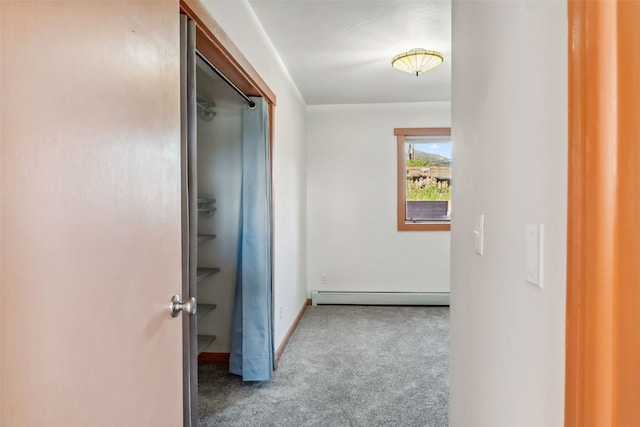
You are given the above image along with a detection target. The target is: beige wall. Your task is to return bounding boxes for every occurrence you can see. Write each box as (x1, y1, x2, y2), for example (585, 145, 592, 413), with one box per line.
(1, 2, 183, 425)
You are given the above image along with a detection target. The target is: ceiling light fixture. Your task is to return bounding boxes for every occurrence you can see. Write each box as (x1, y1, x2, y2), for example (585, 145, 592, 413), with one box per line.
(391, 48, 444, 76)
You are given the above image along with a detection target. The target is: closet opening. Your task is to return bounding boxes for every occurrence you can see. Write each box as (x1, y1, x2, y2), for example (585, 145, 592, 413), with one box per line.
(192, 49, 246, 358)
(192, 50, 245, 421)
(179, 3, 277, 425)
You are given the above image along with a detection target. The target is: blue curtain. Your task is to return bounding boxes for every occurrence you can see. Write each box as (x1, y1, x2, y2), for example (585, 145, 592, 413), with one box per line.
(229, 97, 273, 381)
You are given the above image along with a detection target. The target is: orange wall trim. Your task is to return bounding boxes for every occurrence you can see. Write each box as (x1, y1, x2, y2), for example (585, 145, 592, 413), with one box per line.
(566, 1, 640, 425)
(198, 352, 230, 364)
(274, 299, 311, 369)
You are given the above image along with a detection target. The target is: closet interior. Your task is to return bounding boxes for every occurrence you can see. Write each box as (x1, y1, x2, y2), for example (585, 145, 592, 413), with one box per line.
(193, 55, 244, 358)
(180, 12, 275, 425)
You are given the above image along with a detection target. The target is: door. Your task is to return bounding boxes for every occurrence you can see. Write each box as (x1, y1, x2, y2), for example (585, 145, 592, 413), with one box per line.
(1, 2, 183, 426)
(181, 14, 199, 427)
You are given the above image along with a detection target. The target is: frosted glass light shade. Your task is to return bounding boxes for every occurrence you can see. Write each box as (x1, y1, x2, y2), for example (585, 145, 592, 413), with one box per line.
(391, 48, 444, 76)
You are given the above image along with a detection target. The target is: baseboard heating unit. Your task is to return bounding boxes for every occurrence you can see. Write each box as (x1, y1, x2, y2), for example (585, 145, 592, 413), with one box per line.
(311, 291, 449, 306)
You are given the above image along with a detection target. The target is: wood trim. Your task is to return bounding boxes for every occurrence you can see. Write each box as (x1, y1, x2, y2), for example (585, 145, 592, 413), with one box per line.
(397, 222, 451, 232)
(566, 2, 588, 423)
(395, 127, 451, 231)
(611, 4, 640, 423)
(179, 0, 276, 105)
(566, 1, 640, 426)
(394, 127, 451, 137)
(274, 299, 311, 369)
(198, 352, 230, 364)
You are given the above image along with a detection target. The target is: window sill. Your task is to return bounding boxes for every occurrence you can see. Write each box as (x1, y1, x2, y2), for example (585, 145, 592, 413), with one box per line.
(398, 221, 451, 231)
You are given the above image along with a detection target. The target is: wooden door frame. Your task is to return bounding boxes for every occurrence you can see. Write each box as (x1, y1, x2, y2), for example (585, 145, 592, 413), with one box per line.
(566, 1, 640, 425)
(179, 0, 276, 169)
(179, 0, 275, 105)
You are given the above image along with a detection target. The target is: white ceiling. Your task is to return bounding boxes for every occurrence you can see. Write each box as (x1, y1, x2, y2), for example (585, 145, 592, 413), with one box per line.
(248, 0, 451, 105)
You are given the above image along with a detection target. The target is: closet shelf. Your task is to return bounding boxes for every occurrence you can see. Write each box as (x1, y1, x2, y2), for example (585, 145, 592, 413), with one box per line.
(197, 267, 221, 282)
(197, 303, 217, 320)
(198, 207, 217, 216)
(197, 234, 217, 243)
(197, 197, 216, 204)
(197, 335, 216, 355)
(197, 198, 216, 217)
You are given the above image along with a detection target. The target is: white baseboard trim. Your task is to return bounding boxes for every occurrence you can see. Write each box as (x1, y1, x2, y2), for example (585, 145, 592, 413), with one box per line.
(311, 290, 449, 306)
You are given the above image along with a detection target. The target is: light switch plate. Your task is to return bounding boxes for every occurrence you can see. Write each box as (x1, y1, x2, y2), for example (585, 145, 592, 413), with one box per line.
(474, 214, 484, 255)
(525, 224, 544, 288)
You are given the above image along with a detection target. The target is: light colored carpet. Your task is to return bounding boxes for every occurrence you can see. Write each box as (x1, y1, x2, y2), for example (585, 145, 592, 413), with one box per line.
(198, 305, 449, 426)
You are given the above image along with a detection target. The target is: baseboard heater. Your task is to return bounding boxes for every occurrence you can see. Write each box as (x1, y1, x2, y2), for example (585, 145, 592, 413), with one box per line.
(311, 290, 449, 306)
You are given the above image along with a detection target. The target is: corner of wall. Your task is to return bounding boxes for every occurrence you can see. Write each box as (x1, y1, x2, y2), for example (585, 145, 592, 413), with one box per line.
(199, 0, 309, 351)
(243, 1, 306, 106)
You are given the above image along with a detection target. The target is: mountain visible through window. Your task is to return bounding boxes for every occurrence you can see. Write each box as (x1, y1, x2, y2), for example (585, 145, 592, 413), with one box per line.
(405, 136, 451, 221)
(395, 128, 451, 231)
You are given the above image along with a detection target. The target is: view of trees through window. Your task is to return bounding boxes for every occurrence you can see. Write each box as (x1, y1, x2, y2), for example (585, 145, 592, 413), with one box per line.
(405, 136, 451, 221)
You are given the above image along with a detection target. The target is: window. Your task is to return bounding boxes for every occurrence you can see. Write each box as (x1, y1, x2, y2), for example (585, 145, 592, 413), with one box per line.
(395, 127, 451, 231)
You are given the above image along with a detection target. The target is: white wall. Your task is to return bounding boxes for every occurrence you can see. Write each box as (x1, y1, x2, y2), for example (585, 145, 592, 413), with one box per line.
(449, 1, 567, 426)
(202, 0, 308, 349)
(307, 102, 450, 294)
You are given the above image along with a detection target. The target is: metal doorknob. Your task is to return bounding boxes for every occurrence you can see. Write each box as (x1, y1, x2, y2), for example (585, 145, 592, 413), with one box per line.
(170, 294, 197, 318)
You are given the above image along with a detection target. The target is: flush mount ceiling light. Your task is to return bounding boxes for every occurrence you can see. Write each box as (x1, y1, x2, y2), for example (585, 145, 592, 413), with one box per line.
(391, 48, 444, 76)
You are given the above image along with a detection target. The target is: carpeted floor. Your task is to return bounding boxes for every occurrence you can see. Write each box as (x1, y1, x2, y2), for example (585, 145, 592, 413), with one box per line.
(198, 305, 449, 427)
